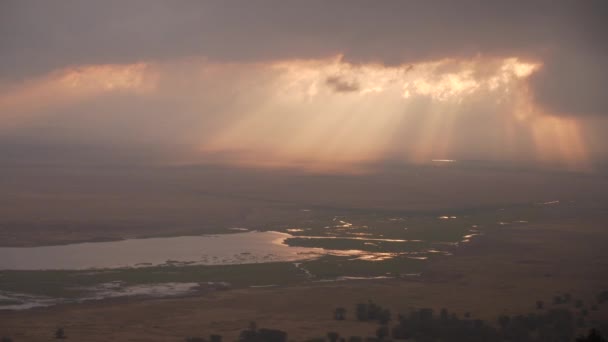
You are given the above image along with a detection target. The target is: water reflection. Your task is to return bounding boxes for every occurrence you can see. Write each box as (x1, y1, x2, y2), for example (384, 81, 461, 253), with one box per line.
(0, 231, 442, 270)
(0, 231, 318, 270)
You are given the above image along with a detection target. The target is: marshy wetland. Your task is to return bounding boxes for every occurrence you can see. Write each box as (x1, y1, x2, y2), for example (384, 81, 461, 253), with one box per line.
(2, 197, 608, 341)
(0, 200, 574, 311)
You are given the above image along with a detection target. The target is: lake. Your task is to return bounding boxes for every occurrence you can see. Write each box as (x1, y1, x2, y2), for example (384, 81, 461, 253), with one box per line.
(0, 231, 322, 270)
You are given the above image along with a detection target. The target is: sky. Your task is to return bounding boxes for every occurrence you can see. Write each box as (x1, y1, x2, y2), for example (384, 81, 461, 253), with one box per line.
(1, 1, 607, 173)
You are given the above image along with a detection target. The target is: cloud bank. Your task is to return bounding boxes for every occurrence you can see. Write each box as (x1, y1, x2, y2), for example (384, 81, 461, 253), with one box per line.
(0, 1, 607, 171)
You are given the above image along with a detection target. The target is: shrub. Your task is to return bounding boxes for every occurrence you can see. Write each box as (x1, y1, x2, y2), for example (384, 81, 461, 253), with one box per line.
(334, 307, 347, 320)
(185, 338, 206, 342)
(55, 328, 66, 339)
(536, 300, 544, 310)
(376, 326, 389, 340)
(327, 332, 340, 342)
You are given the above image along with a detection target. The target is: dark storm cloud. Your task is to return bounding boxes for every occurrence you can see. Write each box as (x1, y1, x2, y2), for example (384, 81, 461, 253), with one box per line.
(325, 75, 359, 93)
(529, 50, 608, 117)
(0, 0, 607, 116)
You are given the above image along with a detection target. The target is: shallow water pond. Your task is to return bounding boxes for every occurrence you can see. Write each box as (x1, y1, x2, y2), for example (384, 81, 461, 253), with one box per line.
(0, 231, 320, 270)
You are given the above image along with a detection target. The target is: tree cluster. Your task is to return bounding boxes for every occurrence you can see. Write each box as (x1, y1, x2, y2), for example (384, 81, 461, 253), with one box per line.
(390, 307, 582, 342)
(355, 301, 391, 325)
(238, 322, 287, 342)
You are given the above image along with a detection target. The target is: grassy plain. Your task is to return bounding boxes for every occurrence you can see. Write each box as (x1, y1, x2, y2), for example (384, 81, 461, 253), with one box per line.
(1, 211, 607, 341)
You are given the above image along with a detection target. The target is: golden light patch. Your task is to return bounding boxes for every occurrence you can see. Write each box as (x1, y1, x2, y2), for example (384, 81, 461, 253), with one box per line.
(0, 63, 157, 128)
(58, 63, 154, 92)
(201, 56, 578, 172)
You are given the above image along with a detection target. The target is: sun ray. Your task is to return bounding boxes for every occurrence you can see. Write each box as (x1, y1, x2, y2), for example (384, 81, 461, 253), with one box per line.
(0, 55, 591, 172)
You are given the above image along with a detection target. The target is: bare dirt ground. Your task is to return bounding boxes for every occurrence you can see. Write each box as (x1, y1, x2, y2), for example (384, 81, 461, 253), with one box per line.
(2, 216, 607, 341)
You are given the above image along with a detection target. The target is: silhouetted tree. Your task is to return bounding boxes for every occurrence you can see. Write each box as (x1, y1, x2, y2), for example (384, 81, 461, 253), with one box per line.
(577, 316, 587, 328)
(347, 337, 362, 342)
(55, 328, 66, 339)
(536, 300, 544, 310)
(577, 329, 607, 342)
(554, 295, 563, 305)
(367, 301, 382, 320)
(209, 334, 222, 342)
(239, 325, 287, 342)
(440, 308, 449, 322)
(498, 314, 510, 330)
(356, 303, 368, 321)
(355, 301, 390, 324)
(239, 322, 257, 342)
(334, 307, 346, 320)
(598, 290, 608, 304)
(375, 326, 389, 340)
(392, 307, 499, 342)
(378, 309, 391, 325)
(537, 309, 575, 342)
(576, 299, 584, 308)
(257, 329, 287, 342)
(327, 332, 339, 342)
(185, 338, 206, 342)
(1, 337, 13, 342)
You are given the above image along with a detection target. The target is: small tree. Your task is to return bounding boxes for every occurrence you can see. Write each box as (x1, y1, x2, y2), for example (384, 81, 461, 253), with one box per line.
(598, 290, 608, 304)
(334, 307, 346, 320)
(440, 308, 449, 322)
(498, 315, 511, 330)
(238, 321, 259, 342)
(536, 300, 544, 310)
(185, 338, 206, 342)
(55, 327, 66, 339)
(257, 328, 287, 342)
(376, 326, 389, 340)
(209, 334, 222, 342)
(327, 332, 340, 342)
(378, 309, 391, 325)
(576, 328, 607, 342)
(356, 303, 368, 321)
(1, 337, 13, 342)
(577, 316, 586, 328)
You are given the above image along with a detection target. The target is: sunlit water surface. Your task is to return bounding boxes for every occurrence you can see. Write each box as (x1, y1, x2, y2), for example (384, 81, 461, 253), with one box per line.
(0, 231, 322, 270)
